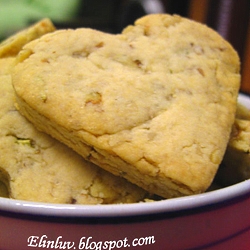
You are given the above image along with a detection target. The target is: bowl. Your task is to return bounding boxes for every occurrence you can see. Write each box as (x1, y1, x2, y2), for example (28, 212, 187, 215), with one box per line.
(0, 93, 250, 250)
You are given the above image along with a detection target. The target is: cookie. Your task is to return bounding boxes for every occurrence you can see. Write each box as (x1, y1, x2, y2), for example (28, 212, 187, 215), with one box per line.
(0, 18, 55, 57)
(0, 24, 147, 204)
(0, 58, 147, 204)
(12, 14, 241, 198)
(216, 104, 250, 186)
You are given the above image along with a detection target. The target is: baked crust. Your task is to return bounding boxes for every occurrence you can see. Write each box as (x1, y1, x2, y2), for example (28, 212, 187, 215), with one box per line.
(12, 14, 241, 198)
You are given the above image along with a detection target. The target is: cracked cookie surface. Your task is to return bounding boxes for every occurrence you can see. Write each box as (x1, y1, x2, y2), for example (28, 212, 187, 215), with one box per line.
(12, 14, 241, 198)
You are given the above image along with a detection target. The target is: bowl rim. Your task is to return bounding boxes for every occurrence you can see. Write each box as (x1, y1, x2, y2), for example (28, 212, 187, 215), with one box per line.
(0, 177, 249, 218)
(0, 93, 249, 218)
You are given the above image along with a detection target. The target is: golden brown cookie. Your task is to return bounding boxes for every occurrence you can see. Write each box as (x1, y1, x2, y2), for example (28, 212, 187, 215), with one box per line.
(12, 14, 241, 198)
(0, 18, 55, 57)
(216, 102, 250, 186)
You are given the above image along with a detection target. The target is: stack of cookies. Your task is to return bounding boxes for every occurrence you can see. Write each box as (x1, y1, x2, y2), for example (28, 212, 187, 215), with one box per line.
(0, 14, 248, 204)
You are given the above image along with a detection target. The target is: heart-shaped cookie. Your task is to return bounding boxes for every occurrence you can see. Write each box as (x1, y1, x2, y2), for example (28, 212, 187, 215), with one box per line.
(12, 14, 240, 198)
